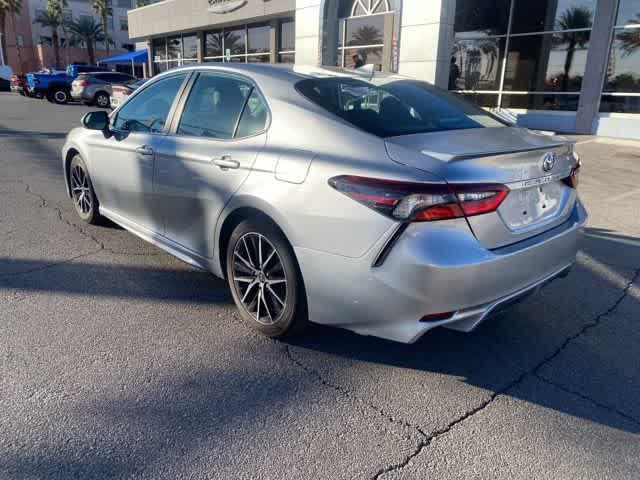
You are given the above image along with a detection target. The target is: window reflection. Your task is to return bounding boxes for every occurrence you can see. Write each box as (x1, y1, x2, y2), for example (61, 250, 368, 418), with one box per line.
(503, 32, 590, 92)
(247, 24, 270, 54)
(511, 0, 595, 34)
(615, 0, 640, 26)
(501, 93, 580, 110)
(454, 0, 510, 37)
(451, 38, 504, 91)
(605, 33, 640, 93)
(345, 15, 384, 47)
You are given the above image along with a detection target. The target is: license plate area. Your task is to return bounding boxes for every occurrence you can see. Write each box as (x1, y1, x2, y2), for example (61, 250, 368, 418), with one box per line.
(498, 180, 569, 231)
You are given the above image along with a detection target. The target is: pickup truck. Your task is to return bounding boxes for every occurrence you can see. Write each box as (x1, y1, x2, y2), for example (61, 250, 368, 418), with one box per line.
(26, 64, 112, 104)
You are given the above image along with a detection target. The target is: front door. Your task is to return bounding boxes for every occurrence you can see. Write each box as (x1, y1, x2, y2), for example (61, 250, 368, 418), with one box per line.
(154, 72, 269, 258)
(89, 73, 189, 232)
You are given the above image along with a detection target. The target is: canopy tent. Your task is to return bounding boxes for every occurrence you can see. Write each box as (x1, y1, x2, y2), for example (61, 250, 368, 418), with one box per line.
(98, 49, 148, 76)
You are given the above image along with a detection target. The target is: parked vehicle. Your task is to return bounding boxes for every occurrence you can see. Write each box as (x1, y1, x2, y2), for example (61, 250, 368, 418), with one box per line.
(27, 64, 112, 104)
(10, 74, 28, 95)
(0, 65, 11, 91)
(71, 72, 136, 108)
(62, 64, 586, 343)
(110, 78, 148, 109)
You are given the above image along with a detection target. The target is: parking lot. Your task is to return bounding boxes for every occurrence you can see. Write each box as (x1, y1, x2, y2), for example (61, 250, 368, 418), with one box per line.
(1, 91, 639, 479)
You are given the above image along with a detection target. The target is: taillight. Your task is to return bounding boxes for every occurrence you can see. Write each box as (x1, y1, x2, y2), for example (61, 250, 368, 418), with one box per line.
(76, 79, 89, 87)
(112, 86, 131, 96)
(563, 161, 581, 189)
(328, 175, 509, 222)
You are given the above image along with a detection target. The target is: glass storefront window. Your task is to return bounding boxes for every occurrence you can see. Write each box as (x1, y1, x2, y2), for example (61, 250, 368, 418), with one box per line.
(454, 0, 510, 37)
(343, 47, 383, 70)
(501, 93, 580, 110)
(615, 0, 640, 26)
(205, 31, 224, 58)
(152, 37, 167, 61)
(280, 19, 295, 52)
(451, 0, 595, 110)
(600, 95, 640, 113)
(451, 38, 505, 91)
(344, 14, 385, 47)
(511, 0, 596, 34)
(167, 36, 182, 60)
(604, 33, 640, 93)
(278, 53, 295, 64)
(247, 55, 270, 63)
(226, 27, 246, 56)
(183, 34, 198, 59)
(503, 32, 590, 92)
(248, 24, 270, 54)
(599, 0, 640, 113)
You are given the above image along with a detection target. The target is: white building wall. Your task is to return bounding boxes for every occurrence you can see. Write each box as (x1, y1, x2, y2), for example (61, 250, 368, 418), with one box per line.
(294, 0, 322, 65)
(397, 0, 454, 88)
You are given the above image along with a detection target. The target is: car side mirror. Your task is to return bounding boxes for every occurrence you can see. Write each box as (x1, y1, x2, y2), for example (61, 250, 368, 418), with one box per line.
(82, 111, 112, 138)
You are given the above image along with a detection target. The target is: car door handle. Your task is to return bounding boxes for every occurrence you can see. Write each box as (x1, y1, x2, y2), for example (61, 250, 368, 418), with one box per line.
(136, 145, 154, 156)
(213, 156, 240, 170)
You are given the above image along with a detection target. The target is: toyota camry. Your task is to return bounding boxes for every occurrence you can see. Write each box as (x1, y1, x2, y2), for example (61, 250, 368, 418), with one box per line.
(62, 64, 586, 343)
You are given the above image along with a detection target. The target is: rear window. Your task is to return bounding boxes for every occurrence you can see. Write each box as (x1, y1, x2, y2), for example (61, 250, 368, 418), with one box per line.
(295, 78, 506, 138)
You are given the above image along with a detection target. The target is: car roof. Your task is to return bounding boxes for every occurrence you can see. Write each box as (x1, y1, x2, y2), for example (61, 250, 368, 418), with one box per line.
(153, 63, 409, 87)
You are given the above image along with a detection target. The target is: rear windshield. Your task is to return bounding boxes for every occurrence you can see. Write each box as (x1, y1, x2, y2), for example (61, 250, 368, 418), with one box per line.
(295, 78, 506, 138)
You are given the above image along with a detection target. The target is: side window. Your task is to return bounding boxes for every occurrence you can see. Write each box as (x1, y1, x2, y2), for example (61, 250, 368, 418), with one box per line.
(236, 89, 268, 138)
(177, 73, 250, 140)
(114, 74, 186, 133)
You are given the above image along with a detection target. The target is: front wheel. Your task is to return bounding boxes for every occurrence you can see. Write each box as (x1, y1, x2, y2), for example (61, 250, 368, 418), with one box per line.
(94, 92, 110, 108)
(226, 219, 307, 338)
(69, 155, 101, 224)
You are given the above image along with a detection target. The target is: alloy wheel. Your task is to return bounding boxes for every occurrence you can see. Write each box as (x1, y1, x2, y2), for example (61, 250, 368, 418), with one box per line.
(70, 165, 92, 215)
(54, 90, 68, 103)
(96, 94, 109, 108)
(232, 232, 288, 326)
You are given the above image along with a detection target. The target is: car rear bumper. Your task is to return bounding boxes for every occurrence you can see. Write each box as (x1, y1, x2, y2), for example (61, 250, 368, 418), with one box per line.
(71, 89, 90, 101)
(296, 199, 587, 343)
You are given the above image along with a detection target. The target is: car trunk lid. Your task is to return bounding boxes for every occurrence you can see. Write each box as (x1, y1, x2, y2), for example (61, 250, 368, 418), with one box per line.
(385, 127, 579, 249)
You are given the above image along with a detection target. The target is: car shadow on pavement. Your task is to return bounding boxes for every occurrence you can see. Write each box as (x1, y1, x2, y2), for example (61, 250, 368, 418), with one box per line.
(283, 231, 640, 434)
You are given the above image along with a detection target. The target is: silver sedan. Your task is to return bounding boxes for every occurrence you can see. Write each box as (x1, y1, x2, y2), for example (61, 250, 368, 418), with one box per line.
(61, 64, 586, 343)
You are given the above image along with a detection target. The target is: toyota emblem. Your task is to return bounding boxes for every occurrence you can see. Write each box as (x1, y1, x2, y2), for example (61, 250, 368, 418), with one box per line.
(541, 152, 556, 172)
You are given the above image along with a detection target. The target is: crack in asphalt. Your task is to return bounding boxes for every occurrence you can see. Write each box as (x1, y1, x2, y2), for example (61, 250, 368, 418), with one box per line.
(284, 267, 640, 479)
(284, 345, 427, 440)
(13, 179, 165, 261)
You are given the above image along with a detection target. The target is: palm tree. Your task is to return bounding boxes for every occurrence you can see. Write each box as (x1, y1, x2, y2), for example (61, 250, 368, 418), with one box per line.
(69, 16, 103, 64)
(350, 25, 382, 46)
(556, 6, 593, 91)
(34, 9, 62, 68)
(93, 0, 112, 55)
(46, 0, 69, 64)
(0, 0, 22, 66)
(616, 14, 640, 56)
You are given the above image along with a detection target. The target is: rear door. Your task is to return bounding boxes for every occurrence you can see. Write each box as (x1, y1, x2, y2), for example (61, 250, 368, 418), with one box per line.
(153, 71, 269, 258)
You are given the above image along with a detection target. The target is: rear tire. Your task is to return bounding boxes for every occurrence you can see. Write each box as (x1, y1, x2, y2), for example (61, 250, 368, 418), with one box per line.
(69, 155, 101, 224)
(226, 218, 308, 338)
(52, 87, 69, 104)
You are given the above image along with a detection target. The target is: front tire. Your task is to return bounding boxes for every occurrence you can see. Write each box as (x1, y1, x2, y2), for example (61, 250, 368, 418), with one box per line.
(226, 218, 307, 338)
(94, 92, 110, 108)
(69, 155, 101, 224)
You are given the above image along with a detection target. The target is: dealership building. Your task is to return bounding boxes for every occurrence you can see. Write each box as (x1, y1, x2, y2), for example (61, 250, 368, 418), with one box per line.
(128, 0, 640, 138)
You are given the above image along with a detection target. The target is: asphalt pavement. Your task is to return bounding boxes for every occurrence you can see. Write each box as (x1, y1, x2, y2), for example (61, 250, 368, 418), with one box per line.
(1, 92, 639, 479)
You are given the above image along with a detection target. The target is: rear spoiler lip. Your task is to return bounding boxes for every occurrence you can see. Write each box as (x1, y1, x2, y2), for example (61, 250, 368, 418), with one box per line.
(419, 143, 570, 163)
